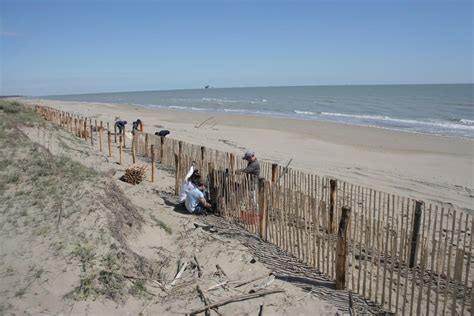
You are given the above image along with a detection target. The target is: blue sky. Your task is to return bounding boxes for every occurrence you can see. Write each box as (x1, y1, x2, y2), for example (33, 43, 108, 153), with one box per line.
(0, 0, 472, 96)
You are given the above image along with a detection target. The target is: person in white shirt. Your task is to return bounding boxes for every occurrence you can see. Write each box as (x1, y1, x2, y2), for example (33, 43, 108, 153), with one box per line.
(179, 162, 200, 204)
(185, 180, 212, 215)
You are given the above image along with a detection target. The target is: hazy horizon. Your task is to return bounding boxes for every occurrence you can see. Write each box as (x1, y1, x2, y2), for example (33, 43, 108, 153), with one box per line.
(34, 82, 474, 98)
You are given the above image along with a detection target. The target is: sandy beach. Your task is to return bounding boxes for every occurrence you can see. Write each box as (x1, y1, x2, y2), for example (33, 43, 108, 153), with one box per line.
(21, 98, 474, 212)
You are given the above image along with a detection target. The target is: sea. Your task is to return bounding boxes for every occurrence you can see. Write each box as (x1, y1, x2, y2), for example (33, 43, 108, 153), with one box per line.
(43, 84, 474, 139)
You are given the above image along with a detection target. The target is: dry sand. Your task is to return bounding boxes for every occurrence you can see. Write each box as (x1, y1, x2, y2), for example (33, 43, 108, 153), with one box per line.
(22, 98, 474, 213)
(3, 103, 381, 315)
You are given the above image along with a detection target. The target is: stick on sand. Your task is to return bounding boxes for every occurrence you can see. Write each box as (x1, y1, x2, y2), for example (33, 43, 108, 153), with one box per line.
(188, 289, 285, 315)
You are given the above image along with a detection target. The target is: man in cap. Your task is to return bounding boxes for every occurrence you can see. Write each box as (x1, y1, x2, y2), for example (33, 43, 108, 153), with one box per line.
(237, 150, 260, 178)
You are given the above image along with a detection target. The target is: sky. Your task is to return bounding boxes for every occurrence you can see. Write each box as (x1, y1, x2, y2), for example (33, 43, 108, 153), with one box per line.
(0, 0, 472, 96)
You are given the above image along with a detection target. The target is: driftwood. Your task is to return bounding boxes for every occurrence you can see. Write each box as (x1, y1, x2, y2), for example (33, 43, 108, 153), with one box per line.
(206, 281, 228, 292)
(194, 255, 203, 278)
(216, 264, 227, 277)
(171, 261, 188, 286)
(188, 289, 285, 315)
(197, 285, 212, 316)
(234, 273, 273, 288)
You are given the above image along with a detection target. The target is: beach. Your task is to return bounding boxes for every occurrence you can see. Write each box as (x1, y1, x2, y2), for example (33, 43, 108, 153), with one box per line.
(21, 98, 474, 212)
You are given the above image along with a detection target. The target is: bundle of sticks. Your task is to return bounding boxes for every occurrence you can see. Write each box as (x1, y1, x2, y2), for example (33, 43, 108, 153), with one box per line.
(122, 165, 147, 185)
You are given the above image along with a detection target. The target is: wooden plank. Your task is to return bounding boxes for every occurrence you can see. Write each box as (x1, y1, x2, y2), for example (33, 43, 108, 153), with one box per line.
(451, 247, 464, 315)
(336, 206, 351, 290)
(443, 210, 457, 315)
(388, 195, 397, 312)
(434, 207, 446, 316)
(329, 179, 337, 234)
(368, 188, 374, 300)
(460, 217, 473, 316)
(426, 204, 438, 315)
(414, 202, 429, 315)
(362, 187, 369, 298)
(375, 191, 382, 304)
(311, 174, 316, 268)
(381, 194, 390, 309)
(401, 199, 413, 316)
(107, 131, 112, 158)
(357, 197, 364, 293)
(150, 145, 155, 182)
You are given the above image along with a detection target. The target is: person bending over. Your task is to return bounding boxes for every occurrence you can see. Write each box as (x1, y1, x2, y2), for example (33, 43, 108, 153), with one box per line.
(179, 161, 200, 204)
(185, 180, 211, 215)
(115, 120, 127, 134)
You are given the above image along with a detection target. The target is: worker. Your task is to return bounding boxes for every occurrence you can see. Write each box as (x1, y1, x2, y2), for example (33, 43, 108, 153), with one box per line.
(115, 120, 127, 134)
(179, 162, 201, 204)
(132, 119, 143, 134)
(237, 151, 260, 178)
(185, 179, 212, 215)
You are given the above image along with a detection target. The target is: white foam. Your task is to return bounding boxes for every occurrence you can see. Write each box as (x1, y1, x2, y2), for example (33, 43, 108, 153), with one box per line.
(294, 110, 316, 115)
(460, 119, 474, 125)
(320, 112, 474, 131)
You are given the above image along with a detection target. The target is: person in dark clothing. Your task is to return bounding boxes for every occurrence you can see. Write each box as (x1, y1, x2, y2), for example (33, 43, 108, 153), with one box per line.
(237, 151, 260, 177)
(132, 119, 144, 134)
(115, 120, 127, 133)
(155, 130, 170, 137)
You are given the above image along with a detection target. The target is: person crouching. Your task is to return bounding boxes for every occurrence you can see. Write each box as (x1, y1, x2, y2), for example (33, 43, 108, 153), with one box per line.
(179, 162, 200, 204)
(185, 179, 211, 215)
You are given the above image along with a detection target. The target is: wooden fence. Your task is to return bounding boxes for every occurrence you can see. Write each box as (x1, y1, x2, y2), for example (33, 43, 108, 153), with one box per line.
(34, 105, 473, 315)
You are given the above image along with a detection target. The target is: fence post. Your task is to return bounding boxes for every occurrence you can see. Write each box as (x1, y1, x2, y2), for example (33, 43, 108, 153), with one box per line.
(90, 121, 94, 146)
(271, 163, 278, 182)
(144, 133, 149, 157)
(174, 153, 179, 195)
(258, 178, 268, 240)
(151, 145, 155, 182)
(83, 120, 87, 141)
(122, 128, 126, 148)
(409, 201, 423, 268)
(208, 161, 217, 212)
(229, 153, 235, 173)
(114, 123, 117, 143)
(178, 141, 183, 157)
(132, 134, 137, 164)
(107, 131, 112, 158)
(159, 136, 164, 163)
(200, 146, 206, 172)
(329, 179, 337, 233)
(119, 135, 123, 165)
(336, 206, 351, 290)
(99, 127, 103, 152)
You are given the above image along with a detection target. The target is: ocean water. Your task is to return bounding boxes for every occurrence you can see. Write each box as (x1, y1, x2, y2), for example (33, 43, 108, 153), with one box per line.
(44, 84, 474, 139)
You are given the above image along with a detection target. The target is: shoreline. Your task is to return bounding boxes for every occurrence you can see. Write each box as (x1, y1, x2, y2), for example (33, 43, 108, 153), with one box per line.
(18, 98, 474, 212)
(128, 103, 474, 141)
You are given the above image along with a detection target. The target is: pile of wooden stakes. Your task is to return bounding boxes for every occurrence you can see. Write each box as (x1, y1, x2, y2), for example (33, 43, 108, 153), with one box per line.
(122, 165, 147, 185)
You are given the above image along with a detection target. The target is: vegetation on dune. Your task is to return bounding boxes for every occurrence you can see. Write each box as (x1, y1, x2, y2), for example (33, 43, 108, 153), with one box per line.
(0, 100, 164, 304)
